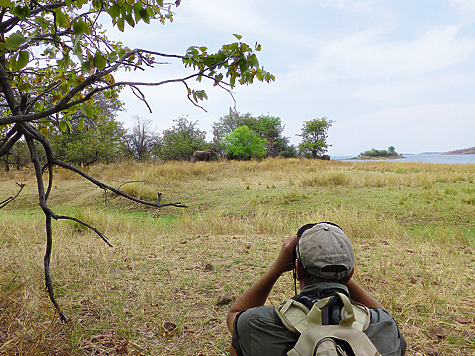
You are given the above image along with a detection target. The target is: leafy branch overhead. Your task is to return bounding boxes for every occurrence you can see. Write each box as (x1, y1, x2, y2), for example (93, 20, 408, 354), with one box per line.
(0, 0, 274, 321)
(0, 2, 274, 128)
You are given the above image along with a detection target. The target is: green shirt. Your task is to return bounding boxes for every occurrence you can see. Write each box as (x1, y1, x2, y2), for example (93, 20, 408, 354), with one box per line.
(232, 283, 406, 356)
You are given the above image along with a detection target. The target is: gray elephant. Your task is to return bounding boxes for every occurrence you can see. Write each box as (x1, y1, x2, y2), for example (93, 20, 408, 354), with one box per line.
(321, 155, 331, 161)
(193, 149, 217, 162)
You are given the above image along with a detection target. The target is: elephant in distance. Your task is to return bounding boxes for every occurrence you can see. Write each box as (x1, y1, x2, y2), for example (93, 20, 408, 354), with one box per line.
(193, 149, 218, 162)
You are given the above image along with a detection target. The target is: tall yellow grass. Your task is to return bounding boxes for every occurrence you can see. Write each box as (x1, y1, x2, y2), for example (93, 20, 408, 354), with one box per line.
(1, 158, 474, 355)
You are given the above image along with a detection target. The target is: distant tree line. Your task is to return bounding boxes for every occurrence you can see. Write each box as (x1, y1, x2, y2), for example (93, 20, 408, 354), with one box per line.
(1, 105, 334, 169)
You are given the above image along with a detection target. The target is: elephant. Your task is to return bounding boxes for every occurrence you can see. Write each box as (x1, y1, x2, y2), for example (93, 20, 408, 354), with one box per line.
(193, 149, 218, 162)
(321, 155, 331, 161)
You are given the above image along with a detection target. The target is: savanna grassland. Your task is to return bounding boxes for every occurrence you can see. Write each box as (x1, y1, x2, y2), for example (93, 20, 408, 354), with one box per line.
(1, 158, 474, 356)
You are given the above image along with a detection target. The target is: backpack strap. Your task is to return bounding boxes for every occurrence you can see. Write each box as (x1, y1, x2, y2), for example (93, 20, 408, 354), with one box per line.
(275, 293, 371, 333)
(275, 299, 310, 333)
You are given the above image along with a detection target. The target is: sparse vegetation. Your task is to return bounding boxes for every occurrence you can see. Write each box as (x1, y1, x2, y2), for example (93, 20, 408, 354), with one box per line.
(1, 159, 475, 355)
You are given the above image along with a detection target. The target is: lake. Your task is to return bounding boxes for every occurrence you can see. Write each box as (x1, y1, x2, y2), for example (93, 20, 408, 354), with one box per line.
(333, 154, 475, 165)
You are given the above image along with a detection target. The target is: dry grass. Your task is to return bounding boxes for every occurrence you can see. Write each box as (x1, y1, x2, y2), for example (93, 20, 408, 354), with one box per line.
(1, 158, 474, 355)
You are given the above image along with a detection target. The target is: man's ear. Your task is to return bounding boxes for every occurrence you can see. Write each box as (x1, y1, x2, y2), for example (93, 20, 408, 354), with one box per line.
(296, 259, 304, 281)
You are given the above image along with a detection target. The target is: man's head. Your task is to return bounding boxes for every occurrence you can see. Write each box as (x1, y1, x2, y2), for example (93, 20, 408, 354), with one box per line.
(295, 222, 355, 285)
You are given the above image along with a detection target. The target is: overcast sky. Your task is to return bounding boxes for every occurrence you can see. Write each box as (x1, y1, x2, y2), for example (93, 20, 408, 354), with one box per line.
(109, 0, 475, 156)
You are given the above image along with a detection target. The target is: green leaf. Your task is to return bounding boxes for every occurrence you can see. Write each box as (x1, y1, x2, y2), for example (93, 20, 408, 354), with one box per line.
(109, 52, 118, 62)
(5, 31, 26, 50)
(94, 51, 106, 70)
(133, 1, 143, 21)
(139, 9, 149, 23)
(125, 13, 135, 27)
(15, 50, 29, 70)
(233, 34, 242, 40)
(0, 0, 11, 8)
(55, 9, 69, 28)
(72, 20, 89, 35)
(81, 61, 90, 74)
(84, 105, 93, 117)
(61, 84, 69, 94)
(117, 17, 125, 32)
(108, 2, 121, 18)
(59, 120, 68, 132)
(63, 51, 71, 68)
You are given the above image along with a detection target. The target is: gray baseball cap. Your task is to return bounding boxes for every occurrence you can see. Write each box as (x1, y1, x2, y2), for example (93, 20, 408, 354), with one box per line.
(297, 223, 355, 279)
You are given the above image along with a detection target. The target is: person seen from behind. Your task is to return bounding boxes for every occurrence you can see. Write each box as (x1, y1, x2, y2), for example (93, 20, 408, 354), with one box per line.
(226, 222, 407, 356)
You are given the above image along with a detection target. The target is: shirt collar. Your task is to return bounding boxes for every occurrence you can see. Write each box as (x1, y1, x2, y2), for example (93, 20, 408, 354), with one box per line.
(300, 282, 349, 297)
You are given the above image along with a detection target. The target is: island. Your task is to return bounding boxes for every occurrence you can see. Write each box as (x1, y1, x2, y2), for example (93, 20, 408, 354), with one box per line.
(353, 146, 405, 160)
(443, 147, 475, 155)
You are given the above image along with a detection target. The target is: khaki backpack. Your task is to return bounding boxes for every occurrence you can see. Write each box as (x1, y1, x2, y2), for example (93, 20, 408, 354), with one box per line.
(275, 292, 381, 356)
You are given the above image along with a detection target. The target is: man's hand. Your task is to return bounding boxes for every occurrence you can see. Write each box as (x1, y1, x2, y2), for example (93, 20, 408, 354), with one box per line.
(272, 235, 298, 275)
(226, 235, 298, 335)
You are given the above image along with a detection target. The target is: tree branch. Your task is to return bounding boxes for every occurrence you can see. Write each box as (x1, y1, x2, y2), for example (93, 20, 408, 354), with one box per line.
(24, 133, 68, 322)
(52, 159, 187, 208)
(51, 214, 113, 247)
(0, 125, 22, 157)
(0, 182, 25, 209)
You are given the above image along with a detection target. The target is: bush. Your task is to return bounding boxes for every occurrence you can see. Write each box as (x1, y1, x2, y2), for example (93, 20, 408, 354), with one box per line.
(224, 126, 266, 160)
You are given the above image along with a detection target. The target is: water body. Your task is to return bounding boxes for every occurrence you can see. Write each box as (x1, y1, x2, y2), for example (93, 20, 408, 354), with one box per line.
(332, 154, 475, 165)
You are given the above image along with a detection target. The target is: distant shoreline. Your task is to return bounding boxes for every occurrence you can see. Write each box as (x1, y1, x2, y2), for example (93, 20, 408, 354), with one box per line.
(348, 155, 405, 160)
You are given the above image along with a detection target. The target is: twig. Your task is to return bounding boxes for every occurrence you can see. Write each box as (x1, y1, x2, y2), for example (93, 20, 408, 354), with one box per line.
(53, 214, 113, 247)
(0, 182, 25, 209)
(117, 180, 145, 191)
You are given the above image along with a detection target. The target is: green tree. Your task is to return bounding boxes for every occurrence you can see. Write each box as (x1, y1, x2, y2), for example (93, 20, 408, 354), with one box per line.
(298, 117, 334, 159)
(212, 108, 257, 148)
(213, 110, 296, 158)
(254, 115, 296, 157)
(156, 117, 207, 161)
(52, 92, 126, 165)
(0, 0, 273, 320)
(224, 125, 266, 160)
(52, 116, 126, 165)
(359, 146, 399, 158)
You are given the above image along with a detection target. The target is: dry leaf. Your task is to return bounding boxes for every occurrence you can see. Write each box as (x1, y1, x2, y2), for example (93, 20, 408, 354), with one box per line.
(204, 263, 214, 271)
(454, 317, 472, 324)
(217, 296, 233, 306)
(423, 348, 439, 356)
(163, 321, 176, 331)
(430, 328, 445, 338)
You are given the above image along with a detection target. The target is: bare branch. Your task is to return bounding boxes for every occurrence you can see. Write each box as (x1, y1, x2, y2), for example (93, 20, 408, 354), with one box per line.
(117, 180, 145, 191)
(130, 86, 153, 113)
(0, 182, 25, 209)
(52, 214, 113, 247)
(0, 125, 23, 157)
(53, 159, 188, 208)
